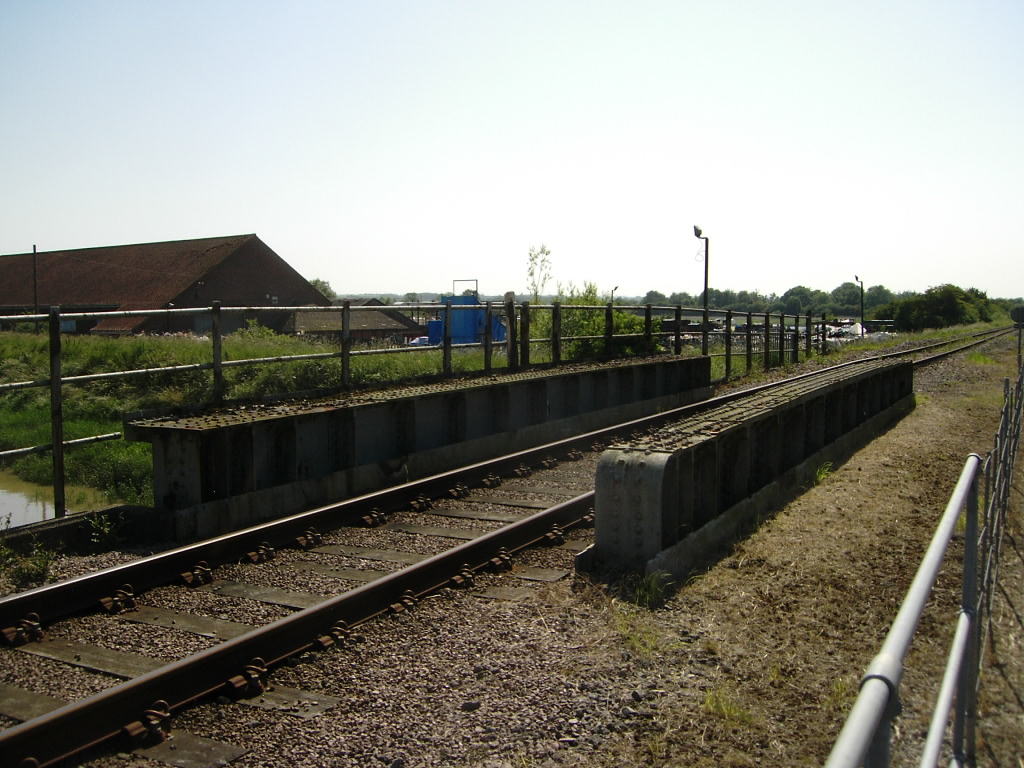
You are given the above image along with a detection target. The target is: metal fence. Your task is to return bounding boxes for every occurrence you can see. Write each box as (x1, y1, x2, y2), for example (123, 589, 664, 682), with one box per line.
(825, 361, 1023, 766)
(0, 301, 814, 518)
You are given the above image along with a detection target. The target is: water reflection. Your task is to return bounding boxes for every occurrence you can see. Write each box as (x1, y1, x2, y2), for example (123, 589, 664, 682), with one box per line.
(0, 486, 54, 528)
(0, 470, 102, 529)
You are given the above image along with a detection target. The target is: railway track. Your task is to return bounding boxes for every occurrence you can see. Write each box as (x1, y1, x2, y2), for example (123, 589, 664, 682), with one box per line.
(0, 326, 1011, 768)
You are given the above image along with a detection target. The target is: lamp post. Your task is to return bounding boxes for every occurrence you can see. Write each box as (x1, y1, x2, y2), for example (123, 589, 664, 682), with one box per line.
(854, 275, 864, 337)
(694, 225, 709, 355)
(611, 285, 618, 304)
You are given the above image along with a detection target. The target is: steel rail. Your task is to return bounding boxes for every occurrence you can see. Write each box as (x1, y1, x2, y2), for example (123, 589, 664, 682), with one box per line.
(0, 493, 593, 768)
(0, 353, 906, 630)
(1, 330, 1007, 632)
(0, 329, 1009, 766)
(0, 345, 972, 632)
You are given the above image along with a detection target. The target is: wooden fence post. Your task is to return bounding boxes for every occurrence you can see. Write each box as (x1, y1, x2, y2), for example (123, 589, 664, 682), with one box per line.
(644, 304, 653, 354)
(342, 301, 351, 388)
(778, 313, 786, 366)
(211, 301, 224, 403)
(674, 306, 682, 355)
(505, 297, 518, 371)
(725, 309, 733, 380)
(763, 312, 771, 371)
(604, 303, 614, 359)
(443, 302, 453, 374)
(520, 301, 530, 367)
(552, 302, 562, 365)
(746, 311, 753, 373)
(484, 301, 493, 373)
(49, 307, 65, 518)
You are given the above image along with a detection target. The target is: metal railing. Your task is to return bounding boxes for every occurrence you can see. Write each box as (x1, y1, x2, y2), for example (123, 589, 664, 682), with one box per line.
(0, 301, 813, 519)
(826, 360, 1023, 766)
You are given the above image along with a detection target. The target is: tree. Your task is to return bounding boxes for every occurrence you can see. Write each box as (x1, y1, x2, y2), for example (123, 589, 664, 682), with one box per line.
(643, 290, 669, 306)
(310, 278, 337, 300)
(526, 244, 552, 303)
(403, 292, 421, 303)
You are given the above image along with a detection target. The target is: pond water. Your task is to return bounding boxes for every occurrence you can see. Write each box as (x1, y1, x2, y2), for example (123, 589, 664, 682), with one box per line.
(0, 470, 103, 529)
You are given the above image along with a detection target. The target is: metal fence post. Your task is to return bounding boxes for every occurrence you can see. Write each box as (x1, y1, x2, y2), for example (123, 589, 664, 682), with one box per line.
(552, 302, 561, 365)
(341, 301, 351, 388)
(791, 315, 799, 363)
(520, 301, 530, 367)
(805, 313, 812, 358)
(48, 307, 66, 518)
(483, 301, 493, 373)
(953, 470, 981, 764)
(211, 301, 224, 403)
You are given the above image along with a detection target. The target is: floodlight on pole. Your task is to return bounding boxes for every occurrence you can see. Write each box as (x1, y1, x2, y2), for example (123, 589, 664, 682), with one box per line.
(694, 226, 709, 355)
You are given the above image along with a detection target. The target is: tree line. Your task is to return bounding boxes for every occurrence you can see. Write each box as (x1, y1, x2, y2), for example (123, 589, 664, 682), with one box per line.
(633, 283, 1018, 332)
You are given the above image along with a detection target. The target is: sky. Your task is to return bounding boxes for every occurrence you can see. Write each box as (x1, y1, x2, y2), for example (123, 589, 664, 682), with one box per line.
(1, 1, 1022, 301)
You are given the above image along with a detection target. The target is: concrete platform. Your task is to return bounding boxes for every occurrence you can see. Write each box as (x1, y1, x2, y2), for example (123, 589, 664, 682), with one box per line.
(125, 356, 712, 540)
(578, 359, 914, 577)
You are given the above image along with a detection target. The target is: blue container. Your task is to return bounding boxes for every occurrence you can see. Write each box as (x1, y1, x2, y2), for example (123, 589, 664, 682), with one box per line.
(434, 296, 507, 345)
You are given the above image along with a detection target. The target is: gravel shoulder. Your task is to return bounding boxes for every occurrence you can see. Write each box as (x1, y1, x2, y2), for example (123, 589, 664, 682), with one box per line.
(19, 337, 1024, 767)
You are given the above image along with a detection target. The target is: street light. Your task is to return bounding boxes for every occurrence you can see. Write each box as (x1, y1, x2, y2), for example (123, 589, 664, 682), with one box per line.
(854, 275, 864, 337)
(694, 225, 709, 355)
(611, 286, 618, 304)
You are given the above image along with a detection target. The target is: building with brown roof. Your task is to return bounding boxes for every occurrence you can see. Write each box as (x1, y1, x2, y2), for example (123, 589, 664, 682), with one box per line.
(0, 234, 330, 334)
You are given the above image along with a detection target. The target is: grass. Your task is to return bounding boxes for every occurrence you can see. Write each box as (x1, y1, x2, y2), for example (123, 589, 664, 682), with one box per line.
(824, 676, 855, 714)
(0, 515, 56, 588)
(814, 461, 834, 486)
(703, 687, 752, 723)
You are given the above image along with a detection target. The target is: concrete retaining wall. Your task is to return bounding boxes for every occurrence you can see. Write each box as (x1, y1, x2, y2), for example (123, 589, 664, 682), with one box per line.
(126, 356, 712, 541)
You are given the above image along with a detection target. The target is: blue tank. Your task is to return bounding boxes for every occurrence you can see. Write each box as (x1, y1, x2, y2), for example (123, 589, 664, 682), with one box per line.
(427, 295, 507, 345)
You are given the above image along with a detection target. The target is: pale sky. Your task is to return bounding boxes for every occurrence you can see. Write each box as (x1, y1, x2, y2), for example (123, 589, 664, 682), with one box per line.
(2, 1, 1022, 301)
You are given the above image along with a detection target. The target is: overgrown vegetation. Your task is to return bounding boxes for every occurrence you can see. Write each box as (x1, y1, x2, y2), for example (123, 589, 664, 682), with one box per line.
(0, 516, 55, 588)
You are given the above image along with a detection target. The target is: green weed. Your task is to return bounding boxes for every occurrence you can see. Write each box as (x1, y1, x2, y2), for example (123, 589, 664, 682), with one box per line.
(814, 462, 833, 485)
(88, 512, 125, 552)
(825, 676, 855, 713)
(633, 569, 674, 609)
(703, 687, 752, 723)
